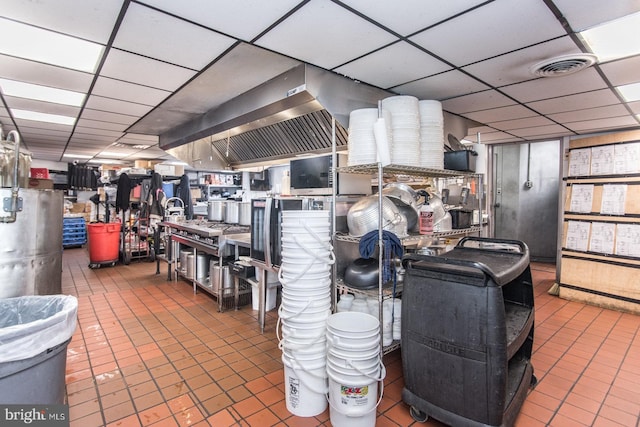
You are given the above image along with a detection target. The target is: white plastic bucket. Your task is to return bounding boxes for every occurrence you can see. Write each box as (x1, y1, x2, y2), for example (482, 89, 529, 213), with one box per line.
(327, 360, 386, 422)
(327, 331, 379, 351)
(282, 354, 328, 417)
(327, 312, 379, 338)
(281, 295, 332, 309)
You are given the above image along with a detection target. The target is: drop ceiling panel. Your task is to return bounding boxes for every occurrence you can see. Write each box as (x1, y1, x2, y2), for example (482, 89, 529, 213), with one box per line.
(255, 0, 397, 70)
(462, 105, 537, 123)
(462, 37, 580, 87)
(113, 3, 236, 70)
(155, 44, 301, 115)
(489, 116, 556, 131)
(16, 126, 72, 139)
(75, 118, 128, 132)
(599, 56, 640, 87)
(128, 109, 202, 135)
(70, 133, 120, 143)
(553, 0, 640, 31)
(500, 68, 608, 103)
(139, 0, 302, 41)
(392, 70, 489, 100)
(629, 101, 640, 115)
(527, 89, 621, 114)
(442, 90, 515, 114)
(100, 49, 197, 91)
(410, 0, 566, 66)
(509, 124, 569, 138)
(0, 0, 123, 43)
(0, 55, 93, 93)
(80, 109, 138, 126)
(75, 127, 124, 138)
(548, 104, 631, 123)
(471, 130, 524, 143)
(334, 41, 450, 89)
(340, 0, 488, 36)
(85, 96, 153, 117)
(3, 96, 80, 117)
(92, 77, 171, 105)
(20, 133, 68, 144)
(13, 119, 74, 133)
(120, 134, 159, 143)
(566, 116, 639, 132)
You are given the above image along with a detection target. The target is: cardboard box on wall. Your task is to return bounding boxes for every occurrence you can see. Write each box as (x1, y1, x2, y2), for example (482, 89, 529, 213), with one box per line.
(134, 160, 160, 169)
(154, 164, 185, 177)
(28, 178, 54, 189)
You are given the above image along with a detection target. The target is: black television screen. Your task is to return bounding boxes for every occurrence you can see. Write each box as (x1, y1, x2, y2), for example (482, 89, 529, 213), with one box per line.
(290, 155, 331, 191)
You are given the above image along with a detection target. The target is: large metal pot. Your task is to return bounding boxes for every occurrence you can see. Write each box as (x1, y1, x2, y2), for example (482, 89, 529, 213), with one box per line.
(210, 263, 233, 294)
(225, 201, 239, 224)
(207, 200, 225, 221)
(238, 202, 251, 226)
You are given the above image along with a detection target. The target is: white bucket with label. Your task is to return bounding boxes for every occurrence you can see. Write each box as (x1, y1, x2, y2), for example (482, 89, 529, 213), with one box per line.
(282, 353, 328, 417)
(327, 359, 386, 426)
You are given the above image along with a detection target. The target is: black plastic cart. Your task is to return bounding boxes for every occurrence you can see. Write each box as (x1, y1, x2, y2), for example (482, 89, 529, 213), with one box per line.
(401, 237, 535, 427)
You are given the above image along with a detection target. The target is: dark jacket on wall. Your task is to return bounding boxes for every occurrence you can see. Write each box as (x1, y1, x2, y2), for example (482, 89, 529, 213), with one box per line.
(115, 173, 131, 213)
(176, 174, 193, 220)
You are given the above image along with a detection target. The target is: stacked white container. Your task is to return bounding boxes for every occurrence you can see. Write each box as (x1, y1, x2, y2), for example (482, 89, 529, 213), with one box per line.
(418, 100, 444, 169)
(326, 311, 386, 427)
(277, 210, 333, 417)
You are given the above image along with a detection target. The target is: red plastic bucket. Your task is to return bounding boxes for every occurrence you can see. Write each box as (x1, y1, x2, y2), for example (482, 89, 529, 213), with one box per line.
(87, 222, 120, 263)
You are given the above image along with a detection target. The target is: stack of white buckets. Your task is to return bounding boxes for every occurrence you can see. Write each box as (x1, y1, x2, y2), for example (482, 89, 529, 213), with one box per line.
(277, 210, 386, 426)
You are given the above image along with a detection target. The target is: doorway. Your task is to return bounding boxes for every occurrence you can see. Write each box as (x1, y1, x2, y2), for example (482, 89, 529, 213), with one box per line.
(491, 140, 561, 262)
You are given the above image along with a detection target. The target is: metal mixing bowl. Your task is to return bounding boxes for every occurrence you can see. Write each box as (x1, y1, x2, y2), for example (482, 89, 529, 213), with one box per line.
(347, 195, 408, 237)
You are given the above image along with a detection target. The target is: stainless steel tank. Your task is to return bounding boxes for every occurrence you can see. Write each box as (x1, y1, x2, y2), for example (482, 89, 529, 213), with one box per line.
(0, 188, 63, 297)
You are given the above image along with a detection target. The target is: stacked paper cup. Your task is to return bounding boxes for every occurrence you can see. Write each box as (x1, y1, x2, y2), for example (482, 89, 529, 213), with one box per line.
(278, 210, 334, 417)
(326, 312, 386, 427)
(418, 100, 444, 169)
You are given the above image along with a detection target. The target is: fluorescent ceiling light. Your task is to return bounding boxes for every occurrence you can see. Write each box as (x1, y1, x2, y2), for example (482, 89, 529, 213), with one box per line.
(580, 12, 640, 62)
(88, 159, 124, 164)
(617, 82, 640, 102)
(63, 153, 92, 159)
(99, 151, 128, 157)
(0, 18, 103, 73)
(11, 109, 75, 125)
(132, 145, 151, 149)
(0, 78, 85, 106)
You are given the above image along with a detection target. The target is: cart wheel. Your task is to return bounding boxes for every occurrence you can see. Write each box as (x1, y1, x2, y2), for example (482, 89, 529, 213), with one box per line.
(89, 263, 99, 269)
(530, 374, 538, 388)
(410, 406, 429, 423)
(110, 262, 116, 267)
(123, 252, 131, 265)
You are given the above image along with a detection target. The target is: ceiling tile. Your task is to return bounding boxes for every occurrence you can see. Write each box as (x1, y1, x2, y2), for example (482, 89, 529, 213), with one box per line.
(334, 41, 450, 89)
(527, 89, 621, 114)
(392, 70, 489, 100)
(75, 118, 128, 132)
(80, 109, 138, 126)
(20, 133, 69, 143)
(500, 68, 608, 103)
(548, 104, 631, 123)
(1, 0, 123, 43)
(340, 0, 487, 36)
(70, 133, 119, 143)
(629, 101, 640, 115)
(462, 36, 580, 87)
(15, 126, 72, 139)
(75, 127, 124, 138)
(92, 76, 171, 105)
(14, 119, 73, 133)
(126, 109, 200, 135)
(0, 55, 93, 93)
(120, 133, 159, 143)
(139, 0, 301, 41)
(100, 49, 197, 91)
(156, 43, 301, 115)
(3, 96, 80, 117)
(553, 0, 640, 31)
(489, 116, 556, 131)
(255, 0, 397, 70)
(114, 3, 236, 70)
(463, 105, 537, 123)
(410, 0, 566, 66)
(470, 130, 523, 143)
(510, 124, 571, 138)
(599, 56, 640, 87)
(85, 96, 153, 117)
(567, 116, 640, 132)
(442, 90, 514, 114)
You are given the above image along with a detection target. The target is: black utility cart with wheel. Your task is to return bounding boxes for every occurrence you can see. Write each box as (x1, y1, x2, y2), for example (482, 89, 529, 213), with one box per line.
(401, 237, 535, 427)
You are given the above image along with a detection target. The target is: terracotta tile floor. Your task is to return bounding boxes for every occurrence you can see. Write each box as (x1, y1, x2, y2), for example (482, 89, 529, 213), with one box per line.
(61, 248, 640, 426)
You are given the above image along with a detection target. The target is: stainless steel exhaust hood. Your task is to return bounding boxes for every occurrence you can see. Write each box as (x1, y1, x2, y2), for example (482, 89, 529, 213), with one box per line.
(159, 64, 391, 167)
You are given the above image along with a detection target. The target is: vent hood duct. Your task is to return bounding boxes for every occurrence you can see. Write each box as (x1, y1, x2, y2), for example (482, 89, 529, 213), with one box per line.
(160, 64, 391, 167)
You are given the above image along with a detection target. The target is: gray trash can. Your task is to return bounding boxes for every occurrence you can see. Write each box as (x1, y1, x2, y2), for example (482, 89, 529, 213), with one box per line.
(0, 295, 78, 404)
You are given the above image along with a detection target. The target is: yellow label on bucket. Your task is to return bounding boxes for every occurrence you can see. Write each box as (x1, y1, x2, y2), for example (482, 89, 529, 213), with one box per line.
(340, 385, 369, 397)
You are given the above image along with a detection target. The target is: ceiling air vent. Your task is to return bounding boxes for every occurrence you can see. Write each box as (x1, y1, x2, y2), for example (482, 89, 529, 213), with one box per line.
(530, 53, 598, 77)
